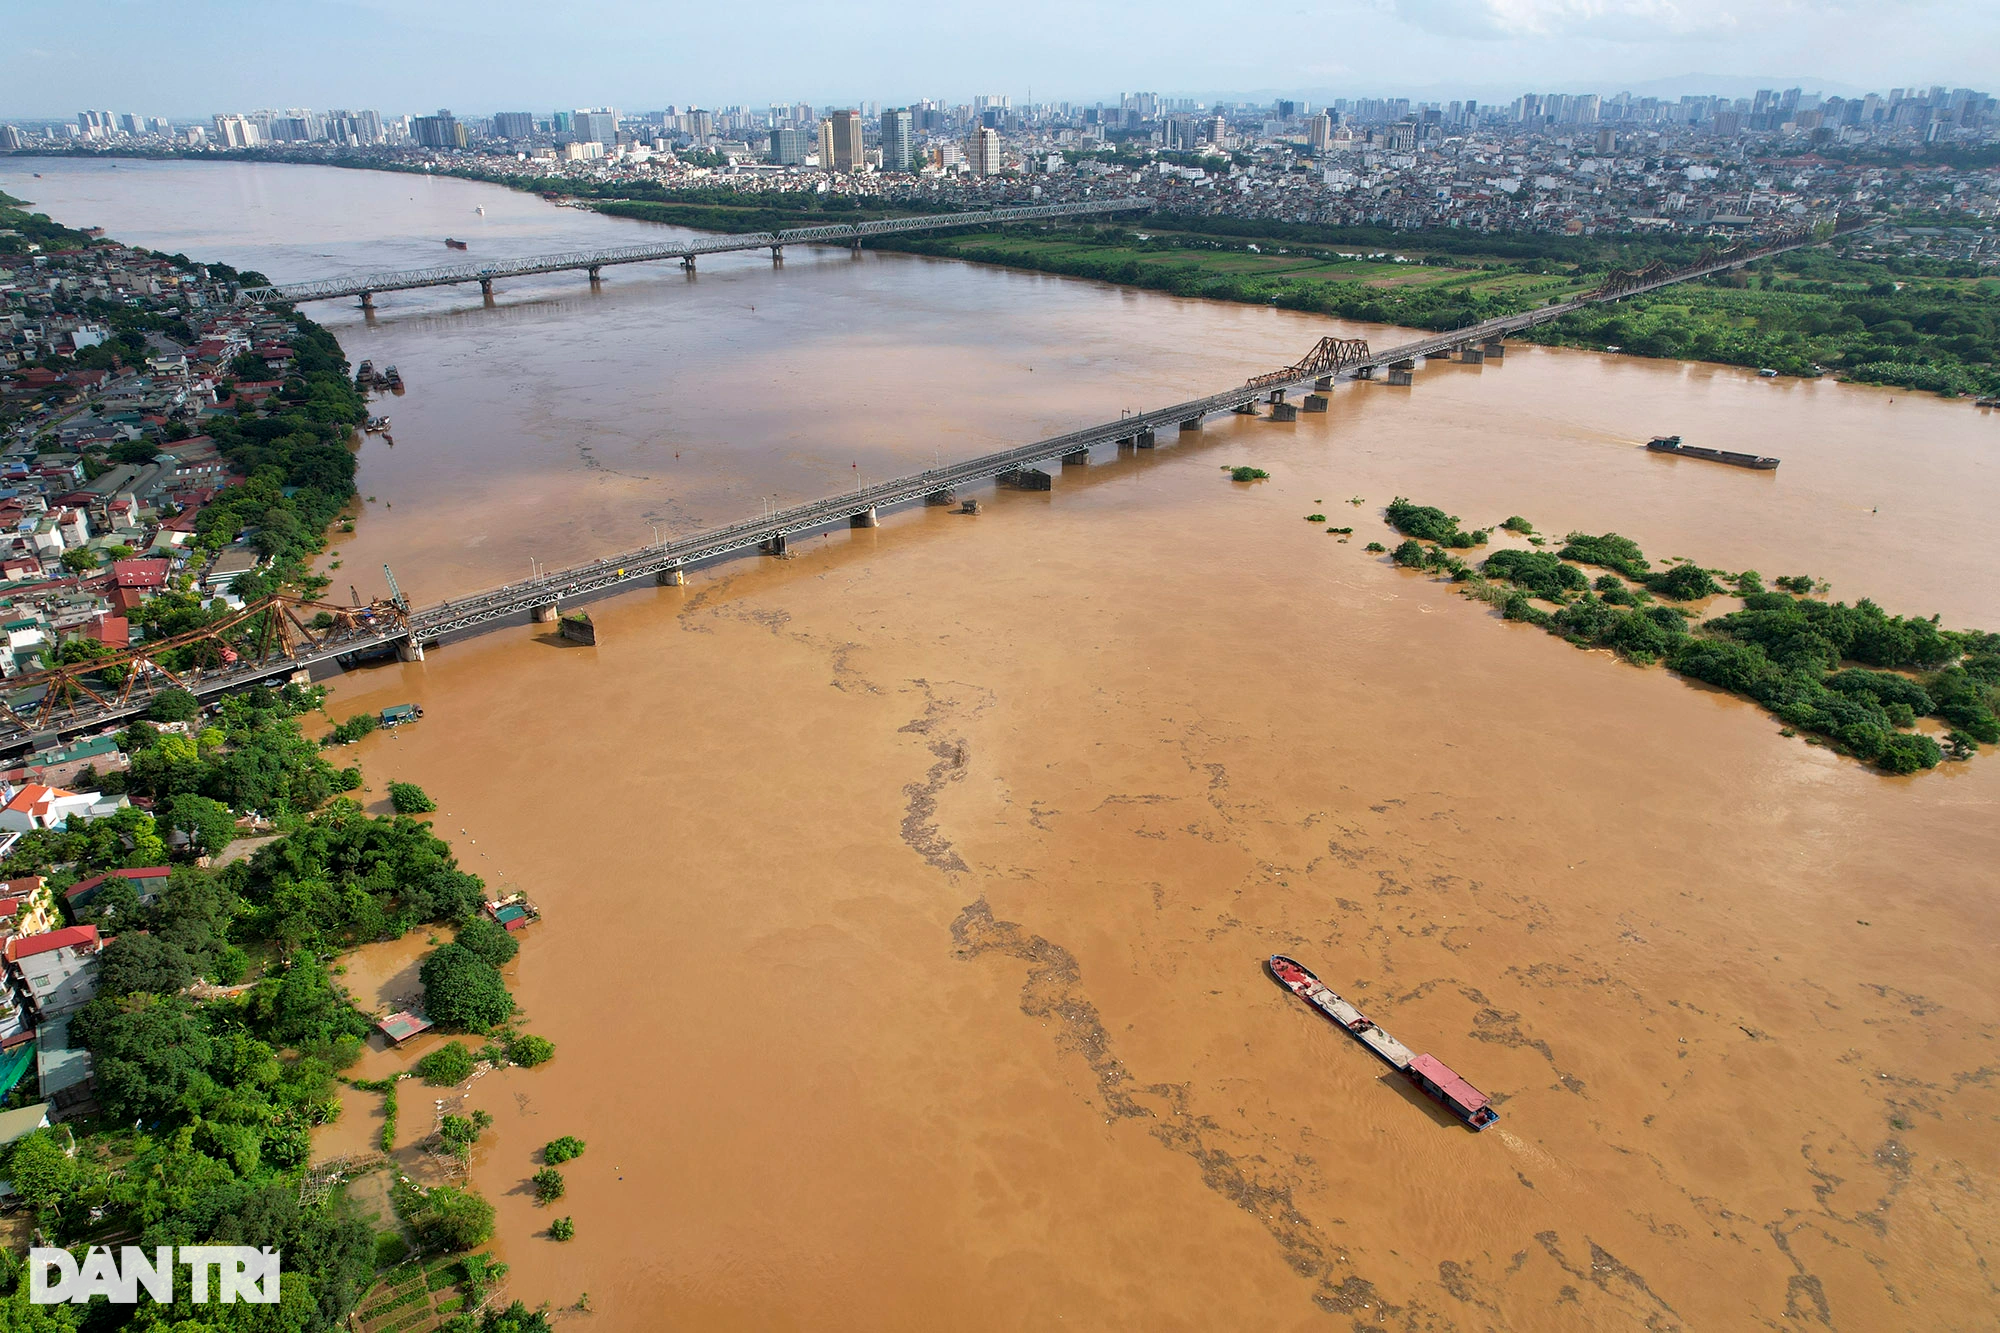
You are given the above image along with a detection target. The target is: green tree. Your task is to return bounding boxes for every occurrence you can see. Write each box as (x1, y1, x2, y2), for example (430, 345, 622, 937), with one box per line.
(454, 916, 518, 968)
(147, 688, 201, 722)
(531, 1167, 565, 1204)
(3, 1131, 77, 1215)
(405, 1184, 495, 1252)
(508, 1033, 556, 1068)
(543, 1136, 585, 1165)
(165, 793, 238, 858)
(418, 1039, 477, 1085)
(59, 548, 98, 575)
(420, 946, 513, 1031)
(388, 782, 437, 814)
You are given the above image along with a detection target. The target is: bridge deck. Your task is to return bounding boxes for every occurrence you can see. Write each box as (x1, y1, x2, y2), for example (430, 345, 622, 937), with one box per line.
(244, 197, 1154, 304)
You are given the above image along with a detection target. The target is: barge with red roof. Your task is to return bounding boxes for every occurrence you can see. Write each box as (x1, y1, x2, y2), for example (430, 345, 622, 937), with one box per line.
(1268, 954, 1499, 1131)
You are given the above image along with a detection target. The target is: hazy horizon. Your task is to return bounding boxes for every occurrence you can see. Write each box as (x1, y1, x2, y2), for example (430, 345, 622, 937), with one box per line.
(7, 0, 1996, 121)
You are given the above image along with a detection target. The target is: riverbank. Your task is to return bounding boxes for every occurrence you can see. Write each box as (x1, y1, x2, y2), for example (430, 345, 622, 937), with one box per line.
(873, 226, 2000, 399)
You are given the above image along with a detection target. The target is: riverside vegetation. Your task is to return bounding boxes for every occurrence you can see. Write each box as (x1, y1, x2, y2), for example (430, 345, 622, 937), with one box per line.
(0, 681, 555, 1327)
(1376, 505, 1999, 774)
(882, 222, 2000, 400)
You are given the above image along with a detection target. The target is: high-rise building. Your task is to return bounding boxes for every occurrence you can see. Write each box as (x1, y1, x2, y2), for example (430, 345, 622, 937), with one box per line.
(551, 110, 574, 134)
(575, 109, 617, 145)
(969, 126, 1002, 177)
(771, 126, 809, 165)
(493, 112, 535, 139)
(827, 109, 864, 172)
(688, 109, 714, 142)
(880, 108, 913, 171)
(817, 118, 835, 169)
(1276, 99, 1299, 120)
(1307, 112, 1333, 152)
(0, 126, 24, 151)
(212, 115, 262, 149)
(412, 113, 467, 149)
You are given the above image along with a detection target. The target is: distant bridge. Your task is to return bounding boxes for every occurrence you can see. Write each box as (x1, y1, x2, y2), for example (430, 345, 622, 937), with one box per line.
(241, 197, 1155, 305)
(2, 214, 1872, 751)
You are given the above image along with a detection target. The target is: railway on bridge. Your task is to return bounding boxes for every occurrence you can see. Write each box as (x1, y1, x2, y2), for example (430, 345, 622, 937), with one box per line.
(241, 197, 1155, 306)
(0, 214, 1872, 754)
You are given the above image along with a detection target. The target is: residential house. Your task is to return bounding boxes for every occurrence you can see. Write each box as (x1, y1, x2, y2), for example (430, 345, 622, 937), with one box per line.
(0, 876, 59, 935)
(33, 1016, 94, 1118)
(64, 866, 171, 914)
(0, 783, 128, 832)
(4, 924, 101, 1022)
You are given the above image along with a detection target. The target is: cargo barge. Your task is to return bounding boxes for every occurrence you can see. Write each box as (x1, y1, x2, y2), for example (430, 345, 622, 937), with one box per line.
(1645, 435, 1779, 470)
(1268, 955, 1499, 1130)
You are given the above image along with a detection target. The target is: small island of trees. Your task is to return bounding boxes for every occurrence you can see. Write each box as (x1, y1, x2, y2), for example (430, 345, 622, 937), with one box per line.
(1374, 503, 1999, 774)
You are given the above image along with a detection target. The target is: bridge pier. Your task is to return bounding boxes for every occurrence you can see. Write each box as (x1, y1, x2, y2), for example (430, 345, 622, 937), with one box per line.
(1355, 366, 1375, 380)
(658, 567, 686, 586)
(997, 467, 1052, 491)
(924, 488, 955, 506)
(480, 278, 493, 298)
(1303, 394, 1328, 412)
(1179, 418, 1201, 433)
(1269, 401, 1298, 422)
(1457, 345, 1485, 364)
(587, 265, 601, 283)
(1233, 401, 1259, 416)
(1136, 427, 1156, 448)
(771, 246, 784, 263)
(532, 604, 559, 623)
(850, 507, 879, 528)
(1483, 340, 1505, 360)
(358, 291, 375, 310)
(398, 639, 425, 662)
(1314, 376, 1333, 391)
(680, 256, 695, 271)
(762, 534, 788, 556)
(1387, 368, 1415, 386)
(1062, 448, 1091, 465)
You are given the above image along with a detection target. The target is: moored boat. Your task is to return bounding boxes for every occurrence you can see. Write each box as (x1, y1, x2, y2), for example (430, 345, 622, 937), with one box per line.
(1645, 435, 1779, 470)
(444, 237, 468, 250)
(1268, 955, 1499, 1130)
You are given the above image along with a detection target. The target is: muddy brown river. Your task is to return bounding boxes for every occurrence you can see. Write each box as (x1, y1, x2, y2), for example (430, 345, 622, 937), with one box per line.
(9, 160, 1998, 1330)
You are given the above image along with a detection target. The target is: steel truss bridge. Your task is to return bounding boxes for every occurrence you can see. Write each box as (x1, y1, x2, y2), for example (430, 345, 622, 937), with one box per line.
(2, 213, 1874, 752)
(241, 197, 1155, 305)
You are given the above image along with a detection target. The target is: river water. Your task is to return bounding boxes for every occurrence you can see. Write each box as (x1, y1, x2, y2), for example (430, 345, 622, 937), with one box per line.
(9, 159, 1999, 1330)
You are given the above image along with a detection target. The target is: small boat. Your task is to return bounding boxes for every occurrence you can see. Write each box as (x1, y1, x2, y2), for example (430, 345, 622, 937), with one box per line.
(379, 703, 424, 727)
(444, 237, 468, 250)
(1757, 368, 1778, 378)
(1645, 435, 1779, 470)
(363, 416, 390, 433)
(475, 205, 485, 215)
(1268, 955, 1499, 1130)
(384, 365, 403, 391)
(1976, 396, 2000, 409)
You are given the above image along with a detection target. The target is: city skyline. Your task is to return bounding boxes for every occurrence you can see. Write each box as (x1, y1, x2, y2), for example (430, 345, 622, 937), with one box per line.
(7, 0, 1997, 119)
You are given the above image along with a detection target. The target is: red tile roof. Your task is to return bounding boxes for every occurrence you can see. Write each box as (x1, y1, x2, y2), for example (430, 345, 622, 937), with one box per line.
(4, 923, 98, 962)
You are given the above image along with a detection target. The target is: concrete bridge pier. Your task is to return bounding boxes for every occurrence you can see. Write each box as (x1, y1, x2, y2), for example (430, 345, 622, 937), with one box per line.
(479, 278, 494, 298)
(1062, 448, 1091, 465)
(1179, 417, 1203, 433)
(1355, 366, 1375, 380)
(1314, 376, 1334, 391)
(1136, 427, 1156, 448)
(1269, 400, 1299, 421)
(1483, 340, 1505, 360)
(398, 639, 425, 662)
(1387, 367, 1415, 386)
(358, 291, 375, 310)
(587, 265, 602, 283)
(1233, 401, 1259, 416)
(925, 488, 955, 506)
(1303, 394, 1329, 412)
(532, 604, 559, 623)
(657, 567, 686, 586)
(762, 534, 789, 556)
(680, 256, 696, 271)
(771, 246, 784, 263)
(850, 507, 880, 528)
(1457, 345, 1485, 364)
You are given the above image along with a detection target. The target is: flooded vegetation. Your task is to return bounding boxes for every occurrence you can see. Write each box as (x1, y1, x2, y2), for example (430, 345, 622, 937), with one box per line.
(9, 158, 1999, 1331)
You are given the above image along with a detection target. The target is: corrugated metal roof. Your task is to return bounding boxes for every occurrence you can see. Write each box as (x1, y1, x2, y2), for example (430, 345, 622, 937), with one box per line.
(1408, 1054, 1489, 1112)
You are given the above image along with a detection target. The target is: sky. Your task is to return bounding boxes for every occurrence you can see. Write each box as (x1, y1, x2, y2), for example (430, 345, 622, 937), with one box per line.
(6, 0, 1997, 119)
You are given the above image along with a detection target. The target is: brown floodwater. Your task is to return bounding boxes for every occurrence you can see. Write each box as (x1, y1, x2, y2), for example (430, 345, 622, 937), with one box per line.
(10, 159, 2000, 1331)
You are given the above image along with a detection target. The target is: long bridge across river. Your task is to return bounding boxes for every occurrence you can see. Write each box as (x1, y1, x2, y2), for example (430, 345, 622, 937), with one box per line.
(241, 197, 1154, 305)
(0, 215, 1870, 752)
